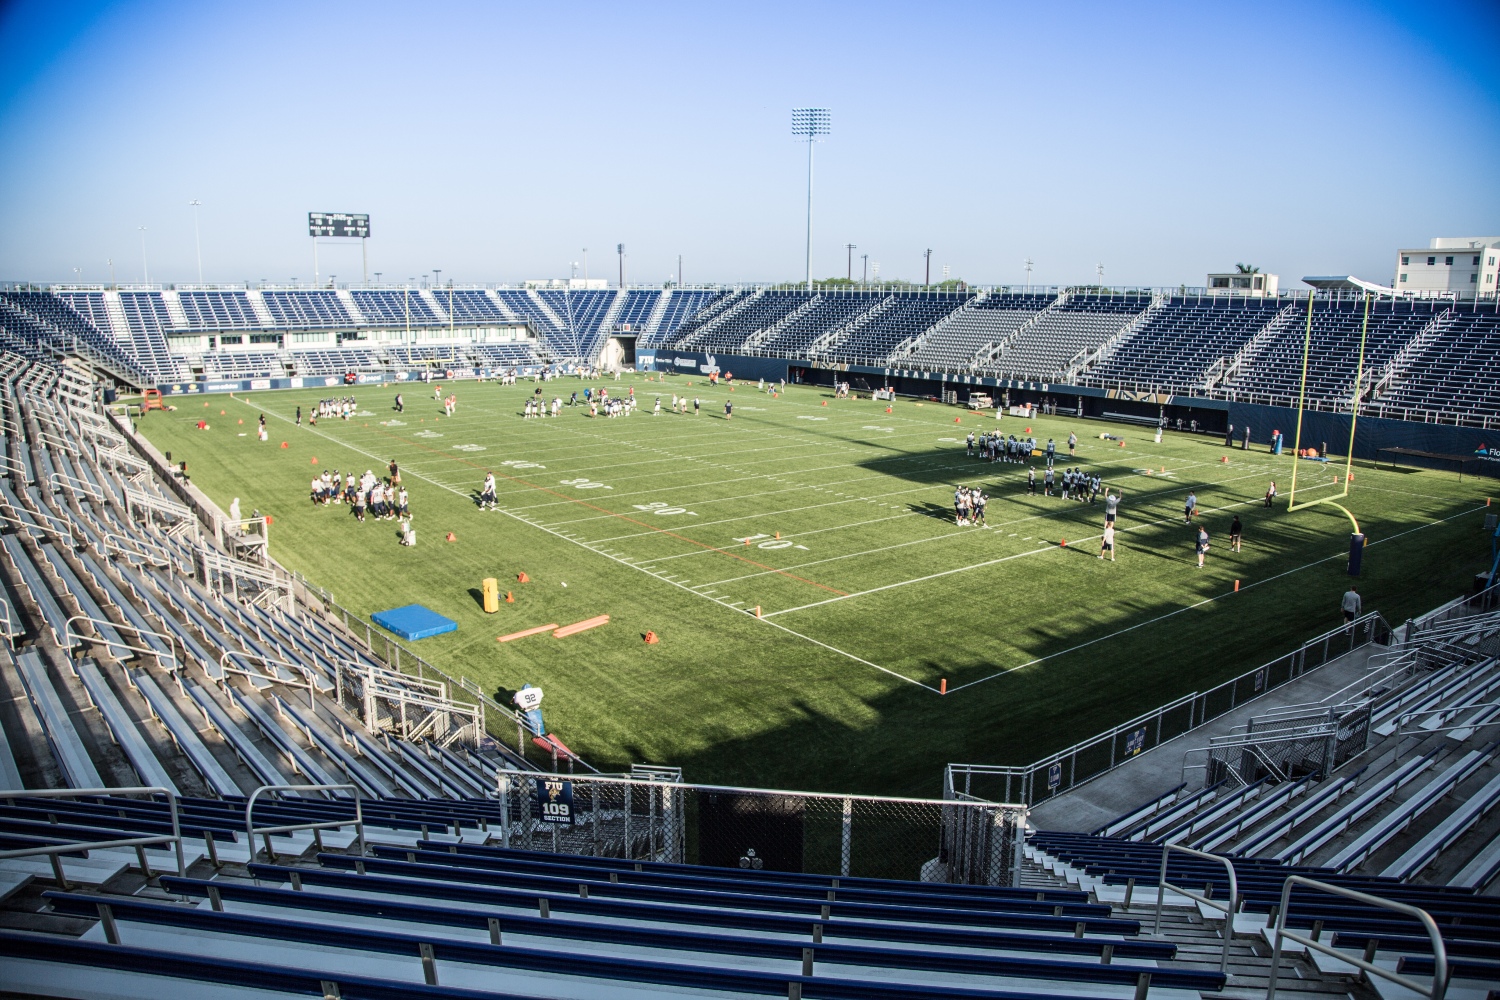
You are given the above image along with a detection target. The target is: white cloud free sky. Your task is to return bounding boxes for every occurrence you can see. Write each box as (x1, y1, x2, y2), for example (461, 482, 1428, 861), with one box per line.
(1, 0, 1496, 288)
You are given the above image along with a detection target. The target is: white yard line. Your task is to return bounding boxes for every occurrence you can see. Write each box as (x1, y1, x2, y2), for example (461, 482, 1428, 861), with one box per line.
(944, 504, 1487, 694)
(239, 397, 937, 692)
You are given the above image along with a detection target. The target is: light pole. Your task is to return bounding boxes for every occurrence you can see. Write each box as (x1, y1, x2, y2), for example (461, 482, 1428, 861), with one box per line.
(792, 108, 830, 293)
(189, 199, 203, 283)
(678, 254, 683, 286)
(73, 267, 82, 285)
(1096, 262, 1104, 287)
(1024, 257, 1034, 292)
(872, 262, 880, 284)
(860, 254, 868, 286)
(433, 269, 441, 289)
(138, 227, 149, 284)
(107, 258, 115, 289)
(374, 272, 382, 284)
(617, 244, 625, 288)
(924, 248, 932, 287)
(582, 248, 589, 281)
(942, 264, 951, 285)
(845, 243, 856, 282)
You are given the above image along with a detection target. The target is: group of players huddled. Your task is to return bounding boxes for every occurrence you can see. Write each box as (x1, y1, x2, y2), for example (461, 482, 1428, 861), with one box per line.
(308, 464, 410, 527)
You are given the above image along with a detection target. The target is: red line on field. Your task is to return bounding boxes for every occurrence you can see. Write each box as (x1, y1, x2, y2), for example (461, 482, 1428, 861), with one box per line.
(375, 427, 849, 597)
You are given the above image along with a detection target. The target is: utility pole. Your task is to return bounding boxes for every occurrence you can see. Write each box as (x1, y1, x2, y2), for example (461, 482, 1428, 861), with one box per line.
(924, 248, 932, 287)
(189, 200, 203, 283)
(861, 254, 868, 286)
(617, 244, 625, 288)
(845, 243, 856, 282)
(792, 108, 830, 293)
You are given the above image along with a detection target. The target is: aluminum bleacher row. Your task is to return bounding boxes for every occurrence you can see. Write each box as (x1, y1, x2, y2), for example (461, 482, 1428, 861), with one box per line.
(4, 285, 1500, 426)
(1026, 619, 1500, 1000)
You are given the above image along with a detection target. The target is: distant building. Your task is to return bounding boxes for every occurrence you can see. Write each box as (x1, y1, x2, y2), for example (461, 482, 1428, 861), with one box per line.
(1206, 270, 1278, 296)
(524, 278, 609, 290)
(1394, 237, 1500, 299)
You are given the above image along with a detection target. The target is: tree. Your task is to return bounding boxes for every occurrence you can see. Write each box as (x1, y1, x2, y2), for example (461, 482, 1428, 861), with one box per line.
(1234, 263, 1261, 274)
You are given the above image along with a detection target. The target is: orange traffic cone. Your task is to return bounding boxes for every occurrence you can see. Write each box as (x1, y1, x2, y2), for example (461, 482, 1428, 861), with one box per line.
(280, 442, 288, 449)
(310, 456, 318, 464)
(644, 630, 659, 644)
(1025, 427, 1031, 434)
(774, 531, 780, 539)
(753, 606, 762, 618)
(821, 401, 828, 406)
(885, 406, 892, 414)
(517, 571, 530, 583)
(954, 417, 961, 423)
(237, 418, 243, 425)
(220, 410, 226, 415)
(445, 532, 457, 542)
(505, 591, 514, 603)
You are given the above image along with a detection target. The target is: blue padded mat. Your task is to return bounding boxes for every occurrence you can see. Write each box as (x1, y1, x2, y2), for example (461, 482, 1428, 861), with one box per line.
(371, 604, 457, 641)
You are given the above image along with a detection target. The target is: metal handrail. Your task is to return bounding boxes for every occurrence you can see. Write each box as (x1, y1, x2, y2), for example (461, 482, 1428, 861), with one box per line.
(245, 783, 363, 863)
(63, 614, 179, 671)
(1153, 843, 1238, 973)
(0, 786, 185, 886)
(219, 650, 317, 707)
(47, 472, 107, 504)
(0, 595, 13, 647)
(1266, 875, 1447, 1000)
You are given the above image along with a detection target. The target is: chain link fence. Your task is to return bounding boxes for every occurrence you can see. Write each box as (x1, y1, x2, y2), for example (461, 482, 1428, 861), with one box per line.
(494, 773, 1027, 886)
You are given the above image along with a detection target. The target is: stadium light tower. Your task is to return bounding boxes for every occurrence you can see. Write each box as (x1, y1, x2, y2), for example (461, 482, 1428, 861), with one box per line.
(860, 254, 869, 286)
(923, 248, 932, 286)
(138, 227, 149, 284)
(189, 200, 203, 284)
(1024, 257, 1034, 291)
(845, 243, 856, 282)
(791, 108, 830, 292)
(1096, 262, 1104, 287)
(617, 243, 625, 288)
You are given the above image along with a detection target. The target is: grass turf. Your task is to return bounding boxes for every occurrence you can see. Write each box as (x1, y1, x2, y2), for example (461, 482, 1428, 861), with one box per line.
(136, 374, 1495, 796)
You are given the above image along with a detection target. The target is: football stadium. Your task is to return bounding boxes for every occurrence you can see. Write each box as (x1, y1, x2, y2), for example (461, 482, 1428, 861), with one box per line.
(0, 3, 1498, 999)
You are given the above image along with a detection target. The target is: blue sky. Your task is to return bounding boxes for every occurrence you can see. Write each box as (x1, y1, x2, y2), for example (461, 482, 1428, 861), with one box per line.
(1, 0, 1496, 287)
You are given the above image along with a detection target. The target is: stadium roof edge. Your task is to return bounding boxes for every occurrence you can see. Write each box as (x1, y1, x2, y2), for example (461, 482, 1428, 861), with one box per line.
(1301, 275, 1396, 294)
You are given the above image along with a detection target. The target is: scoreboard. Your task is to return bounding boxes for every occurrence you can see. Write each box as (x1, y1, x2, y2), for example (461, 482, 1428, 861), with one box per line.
(308, 213, 370, 238)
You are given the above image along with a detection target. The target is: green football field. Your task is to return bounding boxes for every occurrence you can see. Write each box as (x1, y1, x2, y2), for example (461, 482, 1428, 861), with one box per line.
(136, 374, 1495, 796)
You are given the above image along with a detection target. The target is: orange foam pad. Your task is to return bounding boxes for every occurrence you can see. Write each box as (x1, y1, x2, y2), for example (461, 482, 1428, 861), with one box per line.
(497, 623, 560, 643)
(553, 614, 610, 638)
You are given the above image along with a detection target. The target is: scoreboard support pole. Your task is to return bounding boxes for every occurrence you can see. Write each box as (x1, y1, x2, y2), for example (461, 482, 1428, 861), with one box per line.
(313, 238, 319, 286)
(362, 237, 368, 285)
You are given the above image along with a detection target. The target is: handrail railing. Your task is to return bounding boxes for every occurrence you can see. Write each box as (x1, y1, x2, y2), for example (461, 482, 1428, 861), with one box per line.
(245, 783, 364, 863)
(219, 650, 316, 707)
(64, 614, 179, 671)
(1266, 875, 1447, 1000)
(47, 471, 107, 504)
(0, 595, 14, 647)
(0, 786, 185, 887)
(1153, 843, 1238, 973)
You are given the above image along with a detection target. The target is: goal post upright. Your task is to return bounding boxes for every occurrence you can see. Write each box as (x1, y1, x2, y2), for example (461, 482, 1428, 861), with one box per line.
(1287, 289, 1369, 537)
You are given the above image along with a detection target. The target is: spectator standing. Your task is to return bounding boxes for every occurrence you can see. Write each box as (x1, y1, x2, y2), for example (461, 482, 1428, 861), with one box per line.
(1196, 525, 1210, 568)
(1184, 491, 1198, 523)
(1229, 515, 1243, 552)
